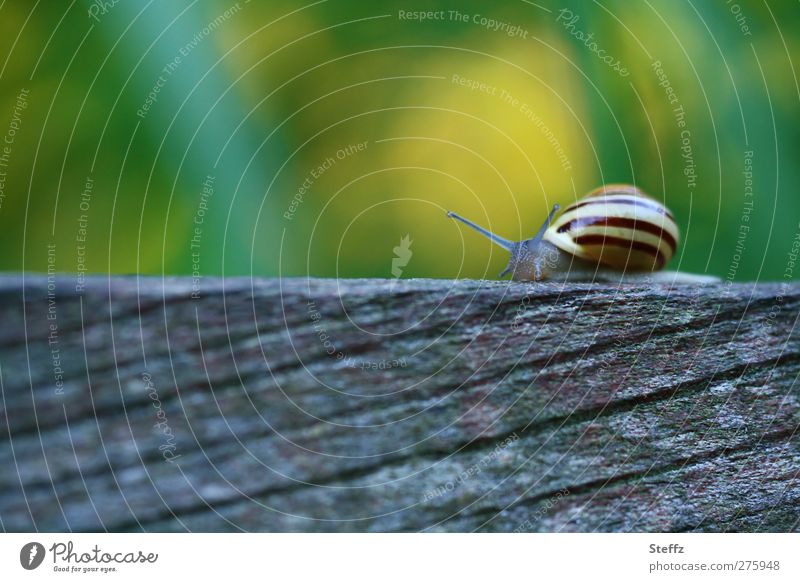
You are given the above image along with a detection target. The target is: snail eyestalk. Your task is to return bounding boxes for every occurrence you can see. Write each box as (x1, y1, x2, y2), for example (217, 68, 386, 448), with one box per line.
(532, 204, 560, 243)
(447, 211, 514, 251)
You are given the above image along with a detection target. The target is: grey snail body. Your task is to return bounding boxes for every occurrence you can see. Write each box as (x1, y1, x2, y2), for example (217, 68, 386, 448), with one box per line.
(448, 184, 719, 284)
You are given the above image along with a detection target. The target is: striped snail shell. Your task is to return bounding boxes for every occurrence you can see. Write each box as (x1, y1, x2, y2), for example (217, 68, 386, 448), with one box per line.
(546, 184, 679, 272)
(447, 184, 685, 283)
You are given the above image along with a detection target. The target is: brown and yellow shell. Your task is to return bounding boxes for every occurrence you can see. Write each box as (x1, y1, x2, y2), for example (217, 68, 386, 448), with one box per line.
(543, 184, 679, 271)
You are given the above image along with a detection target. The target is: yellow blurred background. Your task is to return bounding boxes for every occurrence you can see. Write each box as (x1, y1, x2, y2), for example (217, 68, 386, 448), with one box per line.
(0, 0, 797, 281)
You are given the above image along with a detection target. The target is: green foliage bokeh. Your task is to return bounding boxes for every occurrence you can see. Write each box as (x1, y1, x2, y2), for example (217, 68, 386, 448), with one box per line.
(0, 0, 797, 282)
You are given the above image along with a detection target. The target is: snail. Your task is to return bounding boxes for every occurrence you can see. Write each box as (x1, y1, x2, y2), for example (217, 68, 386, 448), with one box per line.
(447, 184, 718, 283)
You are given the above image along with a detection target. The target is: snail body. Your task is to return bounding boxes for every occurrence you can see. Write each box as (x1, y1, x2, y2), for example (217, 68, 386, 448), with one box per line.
(448, 184, 717, 283)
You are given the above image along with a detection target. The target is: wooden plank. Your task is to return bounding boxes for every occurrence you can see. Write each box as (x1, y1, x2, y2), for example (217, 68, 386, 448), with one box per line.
(0, 276, 798, 532)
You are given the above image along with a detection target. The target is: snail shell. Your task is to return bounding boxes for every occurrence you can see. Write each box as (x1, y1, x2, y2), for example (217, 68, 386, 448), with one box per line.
(544, 184, 679, 271)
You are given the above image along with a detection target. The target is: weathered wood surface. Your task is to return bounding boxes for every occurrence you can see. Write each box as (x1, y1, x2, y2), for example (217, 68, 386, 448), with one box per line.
(0, 275, 798, 532)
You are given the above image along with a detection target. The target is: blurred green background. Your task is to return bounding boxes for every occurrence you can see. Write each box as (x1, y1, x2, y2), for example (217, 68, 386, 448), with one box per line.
(0, 0, 798, 281)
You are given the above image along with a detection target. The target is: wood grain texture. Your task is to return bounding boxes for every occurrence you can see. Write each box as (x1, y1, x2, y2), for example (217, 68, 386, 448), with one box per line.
(0, 275, 798, 532)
